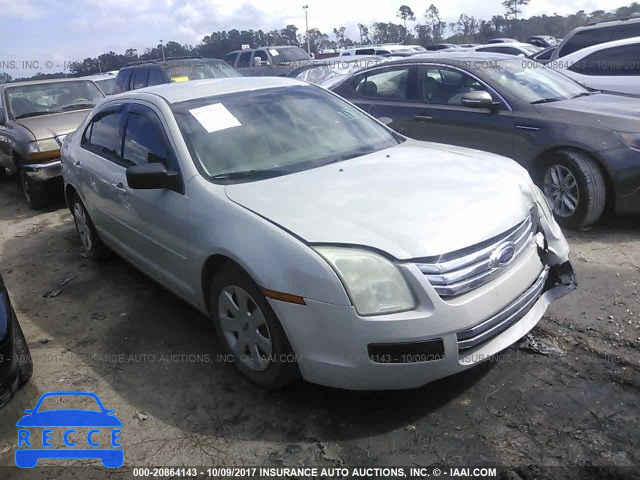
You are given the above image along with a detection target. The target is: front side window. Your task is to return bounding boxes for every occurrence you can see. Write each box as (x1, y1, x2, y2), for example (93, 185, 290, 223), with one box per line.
(172, 85, 402, 181)
(83, 111, 123, 161)
(5, 81, 104, 119)
(353, 67, 412, 100)
(420, 66, 488, 105)
(123, 108, 173, 166)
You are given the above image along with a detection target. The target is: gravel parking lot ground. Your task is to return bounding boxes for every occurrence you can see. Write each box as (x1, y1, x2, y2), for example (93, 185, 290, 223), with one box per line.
(0, 178, 638, 479)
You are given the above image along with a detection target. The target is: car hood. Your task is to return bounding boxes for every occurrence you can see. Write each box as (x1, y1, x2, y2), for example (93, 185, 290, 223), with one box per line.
(225, 141, 536, 259)
(16, 410, 123, 427)
(536, 94, 640, 130)
(15, 110, 92, 140)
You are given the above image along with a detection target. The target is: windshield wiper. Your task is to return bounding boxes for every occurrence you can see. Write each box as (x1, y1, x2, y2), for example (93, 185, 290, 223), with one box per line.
(210, 168, 287, 180)
(570, 92, 593, 99)
(530, 97, 562, 105)
(60, 103, 95, 111)
(14, 111, 53, 120)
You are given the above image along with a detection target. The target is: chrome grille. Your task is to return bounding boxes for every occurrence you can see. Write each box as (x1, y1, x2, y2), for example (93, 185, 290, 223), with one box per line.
(415, 213, 536, 298)
(456, 266, 549, 352)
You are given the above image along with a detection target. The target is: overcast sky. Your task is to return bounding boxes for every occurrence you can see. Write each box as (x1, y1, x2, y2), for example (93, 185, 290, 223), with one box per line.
(0, 0, 631, 76)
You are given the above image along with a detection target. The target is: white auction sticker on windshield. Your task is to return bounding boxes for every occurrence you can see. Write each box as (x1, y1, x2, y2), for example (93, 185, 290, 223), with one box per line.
(189, 103, 241, 133)
(269, 48, 279, 56)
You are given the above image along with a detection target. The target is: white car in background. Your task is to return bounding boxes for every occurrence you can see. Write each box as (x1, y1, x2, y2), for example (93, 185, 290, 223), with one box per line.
(548, 36, 640, 96)
(339, 44, 426, 57)
(471, 42, 543, 57)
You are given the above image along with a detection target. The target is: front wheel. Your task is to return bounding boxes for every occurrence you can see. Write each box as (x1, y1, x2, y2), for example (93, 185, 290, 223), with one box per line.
(540, 150, 606, 229)
(20, 170, 49, 209)
(209, 264, 299, 388)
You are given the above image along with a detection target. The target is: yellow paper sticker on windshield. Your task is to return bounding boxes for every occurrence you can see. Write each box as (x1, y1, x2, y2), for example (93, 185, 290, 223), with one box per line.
(171, 76, 189, 83)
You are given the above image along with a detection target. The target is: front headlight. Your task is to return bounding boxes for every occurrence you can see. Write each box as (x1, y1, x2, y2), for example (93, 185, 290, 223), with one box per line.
(315, 247, 416, 316)
(28, 138, 59, 154)
(616, 131, 640, 151)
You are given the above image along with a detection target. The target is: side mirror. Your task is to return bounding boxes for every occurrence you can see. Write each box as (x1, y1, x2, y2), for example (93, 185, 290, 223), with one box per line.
(253, 57, 262, 67)
(377, 116, 393, 127)
(461, 91, 499, 110)
(126, 162, 181, 192)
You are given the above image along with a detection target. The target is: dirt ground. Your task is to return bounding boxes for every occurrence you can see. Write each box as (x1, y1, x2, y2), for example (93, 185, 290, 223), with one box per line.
(0, 177, 638, 479)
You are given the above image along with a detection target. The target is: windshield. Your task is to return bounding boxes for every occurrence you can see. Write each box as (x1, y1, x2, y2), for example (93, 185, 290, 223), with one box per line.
(6, 80, 104, 119)
(271, 47, 312, 63)
(165, 61, 239, 82)
(481, 60, 588, 103)
(297, 58, 386, 85)
(95, 77, 116, 95)
(173, 85, 401, 181)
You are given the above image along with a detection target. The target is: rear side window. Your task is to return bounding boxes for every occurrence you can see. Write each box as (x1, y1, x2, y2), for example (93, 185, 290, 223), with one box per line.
(131, 69, 148, 90)
(569, 44, 640, 76)
(147, 68, 167, 86)
(356, 48, 375, 55)
(123, 108, 173, 167)
(353, 67, 412, 100)
(559, 23, 640, 57)
(82, 111, 123, 161)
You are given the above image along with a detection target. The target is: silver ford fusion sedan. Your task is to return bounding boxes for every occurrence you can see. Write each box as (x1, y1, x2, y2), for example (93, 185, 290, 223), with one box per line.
(61, 77, 576, 390)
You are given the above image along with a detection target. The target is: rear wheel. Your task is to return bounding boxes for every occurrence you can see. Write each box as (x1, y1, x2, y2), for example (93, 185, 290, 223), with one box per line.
(540, 150, 606, 229)
(70, 194, 110, 260)
(209, 264, 299, 388)
(20, 170, 49, 209)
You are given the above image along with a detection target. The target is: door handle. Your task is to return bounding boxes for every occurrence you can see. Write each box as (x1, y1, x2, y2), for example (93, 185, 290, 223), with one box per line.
(112, 182, 127, 195)
(414, 114, 433, 122)
(73, 160, 82, 170)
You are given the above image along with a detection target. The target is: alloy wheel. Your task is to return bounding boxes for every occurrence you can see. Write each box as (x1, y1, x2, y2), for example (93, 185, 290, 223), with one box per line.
(218, 285, 273, 372)
(73, 202, 93, 253)
(543, 164, 580, 217)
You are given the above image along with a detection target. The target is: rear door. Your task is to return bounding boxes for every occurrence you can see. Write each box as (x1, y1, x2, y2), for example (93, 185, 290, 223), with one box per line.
(77, 105, 128, 239)
(338, 65, 423, 133)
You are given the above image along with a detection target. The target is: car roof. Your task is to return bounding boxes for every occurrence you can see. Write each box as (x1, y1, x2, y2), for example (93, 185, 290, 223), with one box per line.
(1, 77, 96, 88)
(408, 51, 515, 62)
(474, 42, 533, 49)
(228, 46, 303, 54)
(82, 73, 117, 80)
(562, 35, 640, 58)
(116, 76, 308, 104)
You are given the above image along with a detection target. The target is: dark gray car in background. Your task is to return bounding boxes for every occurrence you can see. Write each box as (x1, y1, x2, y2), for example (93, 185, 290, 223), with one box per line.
(329, 53, 640, 229)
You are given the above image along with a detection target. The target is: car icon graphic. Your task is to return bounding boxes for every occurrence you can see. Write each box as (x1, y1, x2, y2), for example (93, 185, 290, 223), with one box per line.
(15, 391, 123, 468)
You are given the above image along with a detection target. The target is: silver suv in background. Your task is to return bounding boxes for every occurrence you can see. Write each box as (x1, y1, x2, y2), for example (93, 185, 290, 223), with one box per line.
(548, 14, 640, 61)
(0, 79, 104, 208)
(224, 46, 313, 76)
(550, 36, 640, 96)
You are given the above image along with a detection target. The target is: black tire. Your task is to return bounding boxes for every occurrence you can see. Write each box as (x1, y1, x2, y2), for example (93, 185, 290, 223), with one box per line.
(20, 170, 49, 209)
(209, 264, 299, 388)
(539, 150, 606, 230)
(70, 194, 111, 260)
(13, 315, 33, 387)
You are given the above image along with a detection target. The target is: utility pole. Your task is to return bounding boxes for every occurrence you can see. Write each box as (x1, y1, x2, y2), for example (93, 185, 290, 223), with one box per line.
(303, 5, 311, 55)
(160, 39, 166, 61)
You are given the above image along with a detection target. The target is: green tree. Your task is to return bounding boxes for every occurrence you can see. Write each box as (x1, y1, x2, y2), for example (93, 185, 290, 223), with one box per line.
(397, 5, 416, 29)
(502, 0, 531, 20)
(424, 4, 446, 42)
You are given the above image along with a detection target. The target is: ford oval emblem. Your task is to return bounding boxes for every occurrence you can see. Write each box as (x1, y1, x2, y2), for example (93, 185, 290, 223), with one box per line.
(489, 242, 516, 268)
